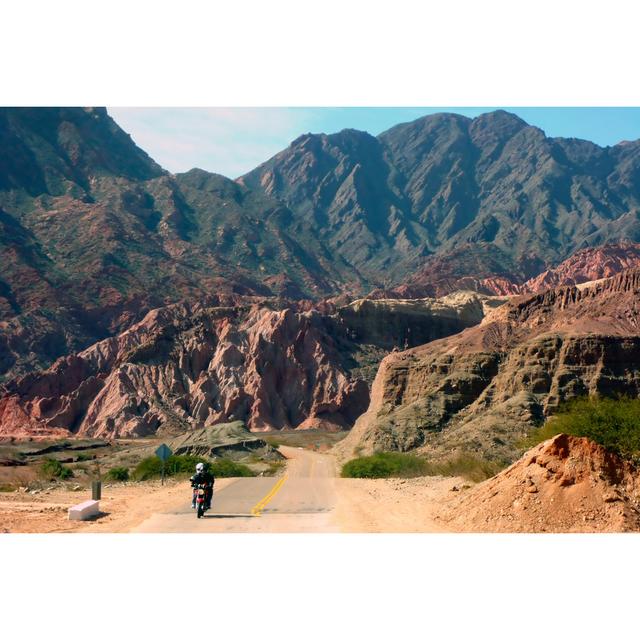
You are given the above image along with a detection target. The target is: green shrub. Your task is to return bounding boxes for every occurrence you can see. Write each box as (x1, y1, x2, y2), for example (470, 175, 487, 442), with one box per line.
(106, 466, 130, 481)
(341, 451, 506, 482)
(132, 455, 180, 481)
(76, 453, 94, 462)
(341, 452, 430, 479)
(58, 466, 74, 480)
(523, 395, 640, 461)
(41, 458, 63, 479)
(165, 455, 207, 476)
(210, 458, 254, 478)
(132, 455, 255, 481)
(40, 458, 74, 480)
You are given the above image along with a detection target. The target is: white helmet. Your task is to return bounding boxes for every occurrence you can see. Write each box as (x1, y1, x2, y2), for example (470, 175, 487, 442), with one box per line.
(196, 463, 205, 473)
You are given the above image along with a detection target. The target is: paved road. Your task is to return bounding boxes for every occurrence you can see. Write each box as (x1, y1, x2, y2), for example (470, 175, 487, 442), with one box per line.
(132, 446, 339, 532)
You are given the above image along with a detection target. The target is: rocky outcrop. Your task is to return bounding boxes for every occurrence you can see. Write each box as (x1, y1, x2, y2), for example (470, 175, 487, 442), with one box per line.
(439, 434, 640, 532)
(524, 243, 640, 293)
(165, 420, 283, 461)
(367, 243, 535, 299)
(337, 268, 640, 463)
(334, 291, 505, 350)
(374, 243, 640, 300)
(0, 302, 369, 438)
(0, 292, 501, 439)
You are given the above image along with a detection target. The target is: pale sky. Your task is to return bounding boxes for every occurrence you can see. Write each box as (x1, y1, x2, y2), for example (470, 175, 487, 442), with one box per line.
(109, 107, 640, 179)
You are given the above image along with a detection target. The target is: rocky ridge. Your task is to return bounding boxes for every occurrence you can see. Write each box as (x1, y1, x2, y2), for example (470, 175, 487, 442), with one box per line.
(243, 110, 640, 287)
(370, 242, 640, 299)
(337, 268, 640, 463)
(0, 293, 497, 439)
(164, 420, 283, 461)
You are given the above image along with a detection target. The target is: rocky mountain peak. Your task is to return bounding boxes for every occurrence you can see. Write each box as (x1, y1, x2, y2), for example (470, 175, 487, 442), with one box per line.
(0, 107, 165, 197)
(470, 109, 528, 133)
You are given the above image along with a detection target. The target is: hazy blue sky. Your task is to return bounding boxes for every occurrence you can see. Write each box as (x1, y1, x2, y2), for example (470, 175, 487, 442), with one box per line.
(109, 107, 640, 179)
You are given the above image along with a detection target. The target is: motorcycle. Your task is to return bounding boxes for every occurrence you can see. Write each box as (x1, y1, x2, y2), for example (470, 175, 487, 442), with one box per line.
(193, 482, 211, 519)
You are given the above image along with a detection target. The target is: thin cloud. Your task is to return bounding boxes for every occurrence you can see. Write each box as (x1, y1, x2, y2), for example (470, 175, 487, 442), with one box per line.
(109, 107, 318, 177)
(109, 107, 640, 178)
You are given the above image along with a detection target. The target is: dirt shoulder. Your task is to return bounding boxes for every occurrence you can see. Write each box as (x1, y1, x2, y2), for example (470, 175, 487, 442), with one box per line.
(0, 478, 237, 533)
(332, 475, 467, 532)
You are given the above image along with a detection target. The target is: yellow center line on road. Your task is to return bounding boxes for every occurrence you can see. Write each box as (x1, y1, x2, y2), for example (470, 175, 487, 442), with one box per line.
(250, 475, 288, 517)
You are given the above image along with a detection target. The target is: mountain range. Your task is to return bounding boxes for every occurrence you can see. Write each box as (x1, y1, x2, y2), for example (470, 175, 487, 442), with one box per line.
(2, 106, 640, 382)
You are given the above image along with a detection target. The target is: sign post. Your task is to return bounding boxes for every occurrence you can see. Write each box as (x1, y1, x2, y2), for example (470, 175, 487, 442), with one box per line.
(155, 444, 172, 485)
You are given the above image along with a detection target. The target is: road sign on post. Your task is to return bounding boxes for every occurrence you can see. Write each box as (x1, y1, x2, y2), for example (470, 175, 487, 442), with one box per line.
(155, 444, 172, 485)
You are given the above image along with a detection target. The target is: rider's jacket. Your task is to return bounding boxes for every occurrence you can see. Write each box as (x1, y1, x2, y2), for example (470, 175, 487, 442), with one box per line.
(190, 470, 215, 487)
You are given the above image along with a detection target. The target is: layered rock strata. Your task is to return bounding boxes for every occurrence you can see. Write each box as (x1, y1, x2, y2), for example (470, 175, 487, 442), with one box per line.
(0, 293, 498, 438)
(337, 269, 640, 462)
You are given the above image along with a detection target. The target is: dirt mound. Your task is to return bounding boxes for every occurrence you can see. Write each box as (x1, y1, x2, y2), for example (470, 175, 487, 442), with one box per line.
(440, 434, 640, 532)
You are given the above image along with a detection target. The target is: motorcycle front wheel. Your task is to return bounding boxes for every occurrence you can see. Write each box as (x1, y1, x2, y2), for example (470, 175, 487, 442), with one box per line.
(197, 503, 204, 519)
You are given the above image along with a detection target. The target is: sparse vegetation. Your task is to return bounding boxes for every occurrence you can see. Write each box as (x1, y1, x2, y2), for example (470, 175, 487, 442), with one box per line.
(40, 458, 74, 480)
(264, 460, 286, 476)
(429, 453, 506, 483)
(106, 466, 130, 481)
(523, 395, 640, 461)
(132, 455, 200, 481)
(132, 454, 255, 481)
(341, 451, 506, 482)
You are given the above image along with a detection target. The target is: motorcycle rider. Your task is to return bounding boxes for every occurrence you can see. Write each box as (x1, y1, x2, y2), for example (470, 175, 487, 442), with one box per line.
(190, 462, 215, 510)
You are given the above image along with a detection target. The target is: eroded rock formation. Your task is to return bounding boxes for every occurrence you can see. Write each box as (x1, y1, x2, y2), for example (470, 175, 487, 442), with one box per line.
(371, 243, 640, 300)
(4, 107, 640, 380)
(337, 268, 640, 463)
(0, 292, 498, 439)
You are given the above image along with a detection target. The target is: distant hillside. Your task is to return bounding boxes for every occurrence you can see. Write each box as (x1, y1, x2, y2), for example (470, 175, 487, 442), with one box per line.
(369, 242, 640, 298)
(242, 110, 640, 284)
